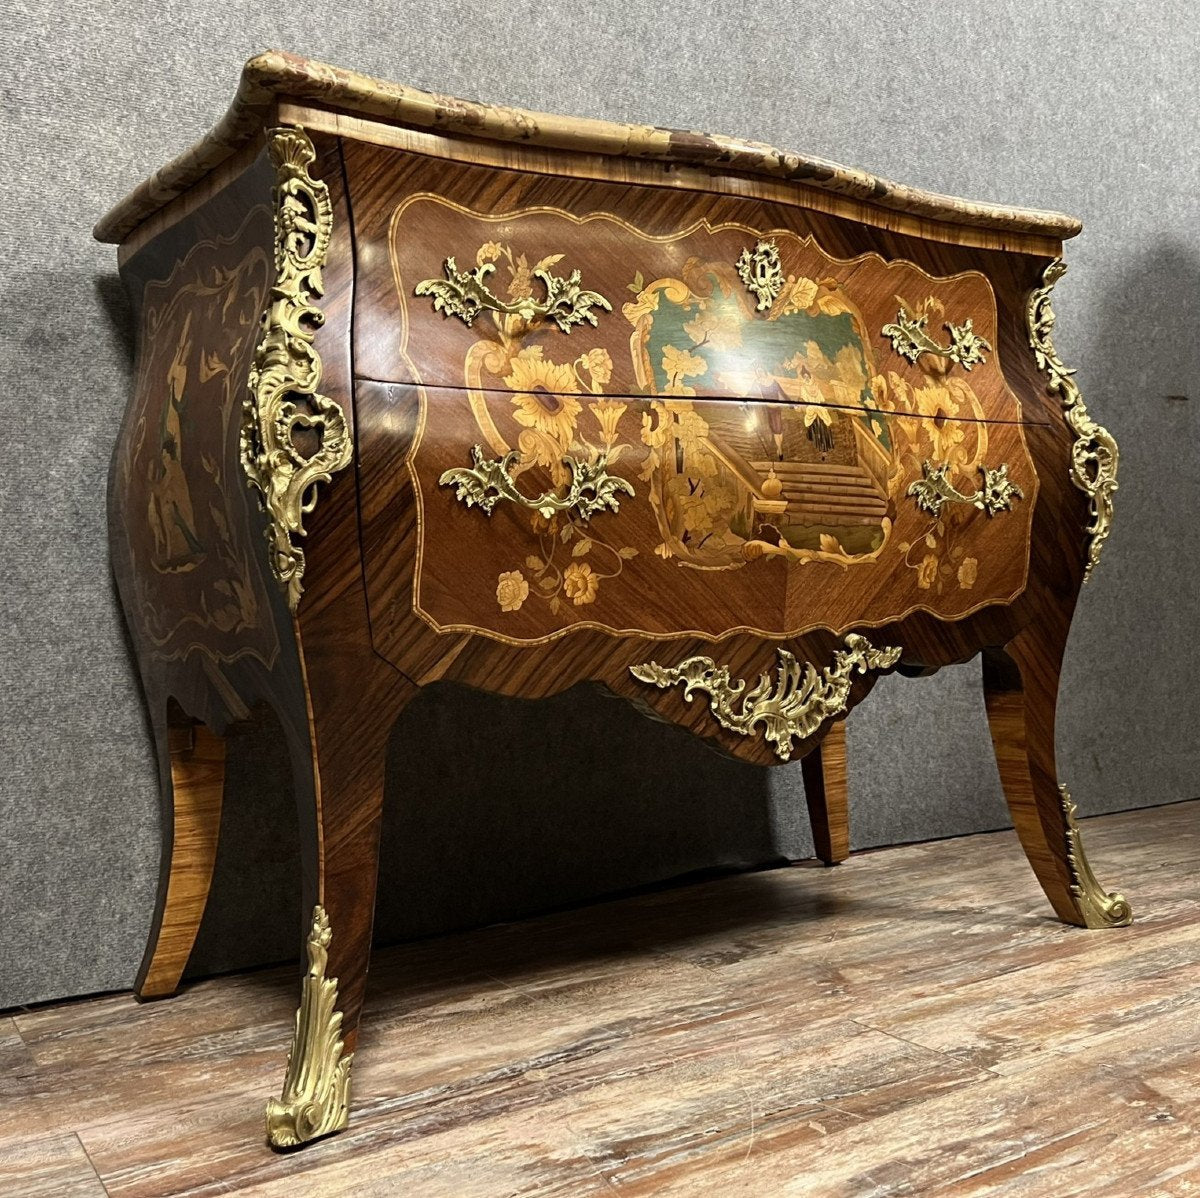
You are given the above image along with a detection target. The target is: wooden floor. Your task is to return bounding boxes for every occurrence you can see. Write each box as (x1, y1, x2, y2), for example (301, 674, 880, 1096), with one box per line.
(4, 803, 1200, 1197)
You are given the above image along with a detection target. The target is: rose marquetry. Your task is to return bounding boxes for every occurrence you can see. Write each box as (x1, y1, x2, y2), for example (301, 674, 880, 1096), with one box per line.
(98, 51, 1128, 1150)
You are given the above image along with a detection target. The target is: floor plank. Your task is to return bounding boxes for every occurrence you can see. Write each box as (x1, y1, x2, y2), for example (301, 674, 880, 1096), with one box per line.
(0, 1131, 107, 1197)
(3, 803, 1200, 1196)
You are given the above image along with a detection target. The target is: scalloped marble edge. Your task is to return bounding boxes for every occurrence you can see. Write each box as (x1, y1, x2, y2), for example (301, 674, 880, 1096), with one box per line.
(94, 49, 1082, 245)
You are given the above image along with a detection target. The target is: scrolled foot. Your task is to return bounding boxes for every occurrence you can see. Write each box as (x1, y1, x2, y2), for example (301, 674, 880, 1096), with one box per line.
(1060, 785, 1133, 929)
(266, 905, 354, 1149)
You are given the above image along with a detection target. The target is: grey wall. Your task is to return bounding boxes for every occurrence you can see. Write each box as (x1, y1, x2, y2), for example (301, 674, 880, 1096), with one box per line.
(2, 0, 1197, 1010)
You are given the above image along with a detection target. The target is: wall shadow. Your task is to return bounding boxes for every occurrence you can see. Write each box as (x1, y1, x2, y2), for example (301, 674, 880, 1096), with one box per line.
(373, 681, 780, 945)
(187, 682, 782, 980)
(1056, 238, 1200, 812)
(95, 272, 135, 364)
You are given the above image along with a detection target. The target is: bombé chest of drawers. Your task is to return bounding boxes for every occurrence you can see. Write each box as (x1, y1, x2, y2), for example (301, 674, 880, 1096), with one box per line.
(98, 51, 1128, 1149)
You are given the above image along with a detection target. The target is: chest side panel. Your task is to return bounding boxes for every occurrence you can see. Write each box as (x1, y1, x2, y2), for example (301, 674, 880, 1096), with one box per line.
(111, 154, 284, 675)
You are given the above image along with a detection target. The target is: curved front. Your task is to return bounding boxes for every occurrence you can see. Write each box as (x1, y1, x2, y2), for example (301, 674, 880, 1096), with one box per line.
(406, 392, 1035, 642)
(349, 145, 1044, 656)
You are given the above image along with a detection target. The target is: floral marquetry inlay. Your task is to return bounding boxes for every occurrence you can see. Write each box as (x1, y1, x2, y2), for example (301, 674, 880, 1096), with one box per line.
(387, 203, 1038, 642)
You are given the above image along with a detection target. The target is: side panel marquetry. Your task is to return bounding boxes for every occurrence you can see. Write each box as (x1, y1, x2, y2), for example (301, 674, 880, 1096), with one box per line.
(112, 197, 281, 671)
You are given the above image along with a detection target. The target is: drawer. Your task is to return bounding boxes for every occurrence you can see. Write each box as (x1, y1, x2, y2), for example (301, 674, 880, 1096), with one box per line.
(350, 152, 1030, 427)
(357, 380, 1038, 646)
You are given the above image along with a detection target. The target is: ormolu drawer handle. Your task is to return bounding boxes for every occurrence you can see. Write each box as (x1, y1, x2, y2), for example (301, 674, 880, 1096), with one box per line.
(415, 257, 611, 332)
(883, 308, 991, 371)
(439, 445, 634, 521)
(907, 461, 1024, 517)
(630, 635, 901, 761)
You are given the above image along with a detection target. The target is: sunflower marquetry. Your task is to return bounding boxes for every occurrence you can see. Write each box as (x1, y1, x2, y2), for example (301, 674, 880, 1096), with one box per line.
(98, 52, 1128, 1150)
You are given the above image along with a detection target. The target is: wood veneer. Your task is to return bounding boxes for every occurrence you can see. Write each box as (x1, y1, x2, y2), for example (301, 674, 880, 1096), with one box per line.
(136, 718, 226, 1000)
(98, 53, 1128, 1151)
(802, 718, 850, 866)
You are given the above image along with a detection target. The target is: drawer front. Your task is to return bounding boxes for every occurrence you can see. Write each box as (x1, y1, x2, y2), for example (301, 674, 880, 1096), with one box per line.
(359, 380, 1037, 645)
(355, 163, 1028, 427)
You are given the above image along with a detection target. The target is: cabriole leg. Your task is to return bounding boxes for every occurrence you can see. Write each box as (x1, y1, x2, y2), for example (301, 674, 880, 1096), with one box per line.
(982, 619, 1131, 929)
(135, 710, 226, 1000)
(266, 677, 415, 1150)
(801, 719, 850, 865)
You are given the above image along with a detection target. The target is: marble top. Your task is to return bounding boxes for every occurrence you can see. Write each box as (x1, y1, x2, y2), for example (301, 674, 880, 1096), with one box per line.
(94, 50, 1082, 244)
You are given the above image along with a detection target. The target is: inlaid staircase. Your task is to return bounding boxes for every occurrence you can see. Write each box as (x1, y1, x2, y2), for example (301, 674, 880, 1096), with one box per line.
(750, 461, 888, 527)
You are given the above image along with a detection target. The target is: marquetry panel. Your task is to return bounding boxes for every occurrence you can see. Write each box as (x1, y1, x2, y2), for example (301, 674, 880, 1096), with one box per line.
(110, 201, 281, 672)
(357, 376, 1036, 646)
(347, 145, 1039, 428)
